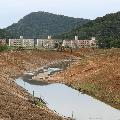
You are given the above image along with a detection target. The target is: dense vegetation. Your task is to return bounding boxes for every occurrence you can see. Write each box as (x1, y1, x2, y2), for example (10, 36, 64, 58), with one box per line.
(58, 12, 120, 48)
(0, 29, 10, 39)
(5, 11, 90, 39)
(0, 45, 9, 52)
(1, 11, 120, 48)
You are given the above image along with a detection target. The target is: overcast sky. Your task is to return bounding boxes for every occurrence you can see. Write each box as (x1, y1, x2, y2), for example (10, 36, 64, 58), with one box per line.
(0, 0, 120, 28)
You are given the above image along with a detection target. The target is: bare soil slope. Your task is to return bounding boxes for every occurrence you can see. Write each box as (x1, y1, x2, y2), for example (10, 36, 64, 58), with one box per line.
(48, 48, 120, 109)
(0, 50, 69, 120)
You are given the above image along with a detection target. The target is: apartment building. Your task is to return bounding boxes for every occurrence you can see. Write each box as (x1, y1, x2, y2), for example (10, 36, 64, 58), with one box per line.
(9, 36, 34, 49)
(63, 36, 97, 48)
(36, 36, 62, 49)
(8, 36, 97, 49)
(23, 39, 35, 49)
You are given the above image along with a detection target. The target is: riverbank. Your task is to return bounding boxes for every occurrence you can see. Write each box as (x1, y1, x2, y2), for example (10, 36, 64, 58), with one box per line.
(40, 48, 120, 110)
(0, 49, 120, 119)
(0, 50, 70, 120)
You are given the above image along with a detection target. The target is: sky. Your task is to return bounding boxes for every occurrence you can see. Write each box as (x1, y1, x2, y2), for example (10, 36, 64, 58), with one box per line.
(0, 0, 120, 28)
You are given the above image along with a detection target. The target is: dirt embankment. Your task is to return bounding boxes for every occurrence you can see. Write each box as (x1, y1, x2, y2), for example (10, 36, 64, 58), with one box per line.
(47, 48, 120, 110)
(0, 49, 120, 119)
(0, 50, 70, 120)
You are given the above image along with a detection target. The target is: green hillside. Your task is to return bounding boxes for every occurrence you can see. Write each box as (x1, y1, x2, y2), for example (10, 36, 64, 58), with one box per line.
(0, 29, 12, 39)
(5, 11, 90, 39)
(58, 12, 120, 48)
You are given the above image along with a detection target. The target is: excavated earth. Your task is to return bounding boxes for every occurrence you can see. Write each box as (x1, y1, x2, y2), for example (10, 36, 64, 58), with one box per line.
(42, 48, 120, 110)
(0, 48, 120, 120)
(0, 50, 70, 120)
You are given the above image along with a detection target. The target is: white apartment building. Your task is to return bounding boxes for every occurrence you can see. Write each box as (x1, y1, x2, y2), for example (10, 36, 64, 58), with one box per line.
(23, 39, 34, 49)
(9, 36, 34, 49)
(9, 39, 23, 47)
(36, 36, 62, 49)
(8, 36, 97, 49)
(63, 36, 97, 48)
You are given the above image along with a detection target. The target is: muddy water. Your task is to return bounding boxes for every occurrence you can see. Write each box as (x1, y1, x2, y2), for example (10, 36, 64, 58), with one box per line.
(16, 61, 120, 120)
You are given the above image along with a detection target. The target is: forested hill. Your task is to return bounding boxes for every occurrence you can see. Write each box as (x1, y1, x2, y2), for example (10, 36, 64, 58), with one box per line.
(0, 29, 12, 39)
(5, 11, 90, 39)
(58, 12, 120, 48)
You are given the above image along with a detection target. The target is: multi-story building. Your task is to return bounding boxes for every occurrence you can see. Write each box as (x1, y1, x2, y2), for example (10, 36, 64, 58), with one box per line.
(9, 39, 23, 47)
(62, 36, 97, 48)
(62, 40, 76, 48)
(36, 36, 62, 49)
(76, 37, 97, 48)
(23, 39, 34, 49)
(36, 36, 54, 49)
(9, 36, 34, 49)
(8, 36, 97, 49)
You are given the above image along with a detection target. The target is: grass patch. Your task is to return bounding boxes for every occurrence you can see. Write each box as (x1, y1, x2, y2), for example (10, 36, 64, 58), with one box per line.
(33, 97, 46, 107)
(0, 45, 9, 52)
(0, 45, 16, 52)
(79, 82, 98, 93)
(34, 100, 45, 107)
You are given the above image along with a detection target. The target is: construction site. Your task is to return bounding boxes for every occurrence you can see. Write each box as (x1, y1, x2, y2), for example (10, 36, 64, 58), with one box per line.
(0, 48, 120, 120)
